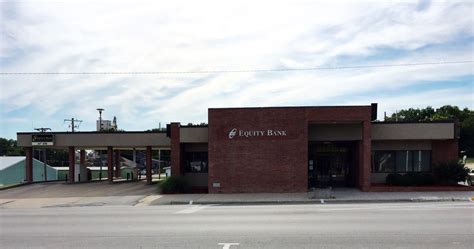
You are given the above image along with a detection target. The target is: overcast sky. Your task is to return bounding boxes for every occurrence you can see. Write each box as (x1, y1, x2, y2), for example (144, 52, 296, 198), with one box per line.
(1, 0, 473, 139)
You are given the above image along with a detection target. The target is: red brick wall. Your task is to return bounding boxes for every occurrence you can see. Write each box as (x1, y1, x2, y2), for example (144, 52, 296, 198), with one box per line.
(360, 121, 371, 191)
(170, 123, 183, 176)
(68, 146, 75, 183)
(208, 106, 372, 193)
(432, 139, 459, 165)
(24, 147, 33, 183)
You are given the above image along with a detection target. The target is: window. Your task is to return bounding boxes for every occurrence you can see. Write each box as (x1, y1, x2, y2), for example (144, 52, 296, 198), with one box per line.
(184, 152, 208, 173)
(395, 151, 412, 172)
(372, 150, 431, 173)
(372, 151, 395, 173)
(413, 150, 431, 172)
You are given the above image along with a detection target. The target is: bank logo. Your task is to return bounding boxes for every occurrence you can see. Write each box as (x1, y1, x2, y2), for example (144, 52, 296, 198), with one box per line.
(228, 128, 237, 139)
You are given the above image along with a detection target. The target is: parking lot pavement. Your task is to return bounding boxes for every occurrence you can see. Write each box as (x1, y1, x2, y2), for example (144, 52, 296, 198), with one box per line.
(0, 181, 157, 208)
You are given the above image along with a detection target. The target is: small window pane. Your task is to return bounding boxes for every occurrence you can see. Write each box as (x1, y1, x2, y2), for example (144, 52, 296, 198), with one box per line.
(373, 151, 395, 173)
(184, 152, 208, 173)
(413, 150, 431, 172)
(396, 151, 413, 172)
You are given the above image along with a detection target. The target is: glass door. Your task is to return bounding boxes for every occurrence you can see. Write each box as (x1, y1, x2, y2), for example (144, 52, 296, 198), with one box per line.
(315, 155, 332, 187)
(309, 142, 351, 188)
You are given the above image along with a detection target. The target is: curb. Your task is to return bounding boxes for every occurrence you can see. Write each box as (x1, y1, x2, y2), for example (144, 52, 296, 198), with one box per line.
(164, 198, 472, 206)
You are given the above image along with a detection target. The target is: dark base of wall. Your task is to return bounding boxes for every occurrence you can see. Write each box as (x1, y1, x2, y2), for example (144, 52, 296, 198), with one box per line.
(189, 186, 208, 193)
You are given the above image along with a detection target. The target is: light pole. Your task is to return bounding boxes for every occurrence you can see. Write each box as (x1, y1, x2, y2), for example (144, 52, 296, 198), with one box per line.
(96, 108, 104, 180)
(96, 108, 104, 131)
(34, 127, 51, 182)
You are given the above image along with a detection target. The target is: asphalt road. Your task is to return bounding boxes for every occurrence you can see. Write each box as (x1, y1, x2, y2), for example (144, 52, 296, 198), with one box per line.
(1, 202, 473, 249)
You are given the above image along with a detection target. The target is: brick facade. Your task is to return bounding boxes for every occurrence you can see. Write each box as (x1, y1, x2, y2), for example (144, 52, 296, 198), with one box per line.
(207, 106, 372, 193)
(431, 139, 459, 165)
(170, 123, 183, 176)
(24, 147, 33, 183)
(68, 146, 75, 183)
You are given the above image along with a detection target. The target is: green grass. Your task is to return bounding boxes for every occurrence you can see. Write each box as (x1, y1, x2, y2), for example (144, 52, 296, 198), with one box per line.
(465, 158, 474, 164)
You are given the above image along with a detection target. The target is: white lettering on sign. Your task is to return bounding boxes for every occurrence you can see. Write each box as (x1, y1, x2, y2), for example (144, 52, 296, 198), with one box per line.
(32, 142, 54, 146)
(218, 243, 240, 249)
(228, 128, 287, 139)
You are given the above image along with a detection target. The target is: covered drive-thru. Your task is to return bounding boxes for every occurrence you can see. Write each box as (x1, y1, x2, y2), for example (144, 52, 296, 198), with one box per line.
(17, 131, 170, 184)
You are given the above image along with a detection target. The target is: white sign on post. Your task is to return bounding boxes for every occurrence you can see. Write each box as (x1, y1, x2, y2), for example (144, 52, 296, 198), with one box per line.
(32, 134, 54, 146)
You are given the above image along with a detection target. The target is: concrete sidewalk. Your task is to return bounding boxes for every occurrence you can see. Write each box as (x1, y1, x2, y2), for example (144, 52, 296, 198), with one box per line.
(150, 188, 474, 205)
(1, 182, 473, 208)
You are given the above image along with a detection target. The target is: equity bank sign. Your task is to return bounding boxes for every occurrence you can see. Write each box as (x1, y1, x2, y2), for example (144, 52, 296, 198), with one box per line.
(228, 128, 287, 139)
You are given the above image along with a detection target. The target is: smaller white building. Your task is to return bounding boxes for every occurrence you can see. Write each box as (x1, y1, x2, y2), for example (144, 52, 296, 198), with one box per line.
(0, 156, 58, 186)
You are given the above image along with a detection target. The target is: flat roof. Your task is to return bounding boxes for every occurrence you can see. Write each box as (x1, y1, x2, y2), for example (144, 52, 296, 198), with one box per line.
(372, 120, 455, 124)
(17, 131, 171, 148)
(17, 131, 166, 135)
(208, 104, 373, 110)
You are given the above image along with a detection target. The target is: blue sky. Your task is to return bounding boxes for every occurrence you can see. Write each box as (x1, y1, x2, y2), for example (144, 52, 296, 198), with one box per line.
(1, 0, 473, 139)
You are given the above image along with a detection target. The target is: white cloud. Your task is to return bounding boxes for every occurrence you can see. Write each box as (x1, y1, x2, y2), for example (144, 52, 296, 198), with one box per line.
(0, 0, 473, 135)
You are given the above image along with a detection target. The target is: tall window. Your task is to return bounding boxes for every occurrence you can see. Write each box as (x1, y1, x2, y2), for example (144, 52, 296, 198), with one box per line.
(372, 150, 431, 173)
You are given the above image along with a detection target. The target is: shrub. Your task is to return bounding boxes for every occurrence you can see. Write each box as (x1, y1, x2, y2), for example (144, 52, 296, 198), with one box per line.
(158, 176, 189, 194)
(386, 173, 402, 185)
(433, 160, 470, 184)
(417, 173, 436, 185)
(385, 172, 435, 186)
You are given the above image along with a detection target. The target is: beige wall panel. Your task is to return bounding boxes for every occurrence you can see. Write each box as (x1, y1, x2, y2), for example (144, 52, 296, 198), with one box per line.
(18, 132, 170, 148)
(372, 123, 454, 140)
(180, 127, 208, 143)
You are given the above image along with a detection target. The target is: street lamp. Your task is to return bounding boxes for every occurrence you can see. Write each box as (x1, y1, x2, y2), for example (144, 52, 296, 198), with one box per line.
(96, 108, 104, 131)
(96, 108, 104, 180)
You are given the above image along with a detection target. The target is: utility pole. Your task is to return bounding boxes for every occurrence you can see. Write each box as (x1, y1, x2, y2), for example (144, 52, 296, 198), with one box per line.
(64, 118, 82, 132)
(34, 127, 51, 182)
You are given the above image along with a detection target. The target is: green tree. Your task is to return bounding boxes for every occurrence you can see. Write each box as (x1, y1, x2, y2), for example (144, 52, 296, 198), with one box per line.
(0, 138, 24, 156)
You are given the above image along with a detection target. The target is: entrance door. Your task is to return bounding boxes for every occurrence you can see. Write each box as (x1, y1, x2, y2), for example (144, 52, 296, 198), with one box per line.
(308, 142, 354, 188)
(316, 155, 332, 187)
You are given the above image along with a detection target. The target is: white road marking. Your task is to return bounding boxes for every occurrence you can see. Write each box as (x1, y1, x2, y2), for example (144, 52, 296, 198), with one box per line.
(175, 205, 211, 214)
(218, 242, 240, 249)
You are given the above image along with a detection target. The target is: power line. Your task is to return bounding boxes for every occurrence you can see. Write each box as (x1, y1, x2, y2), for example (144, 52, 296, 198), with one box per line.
(0, 60, 472, 75)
